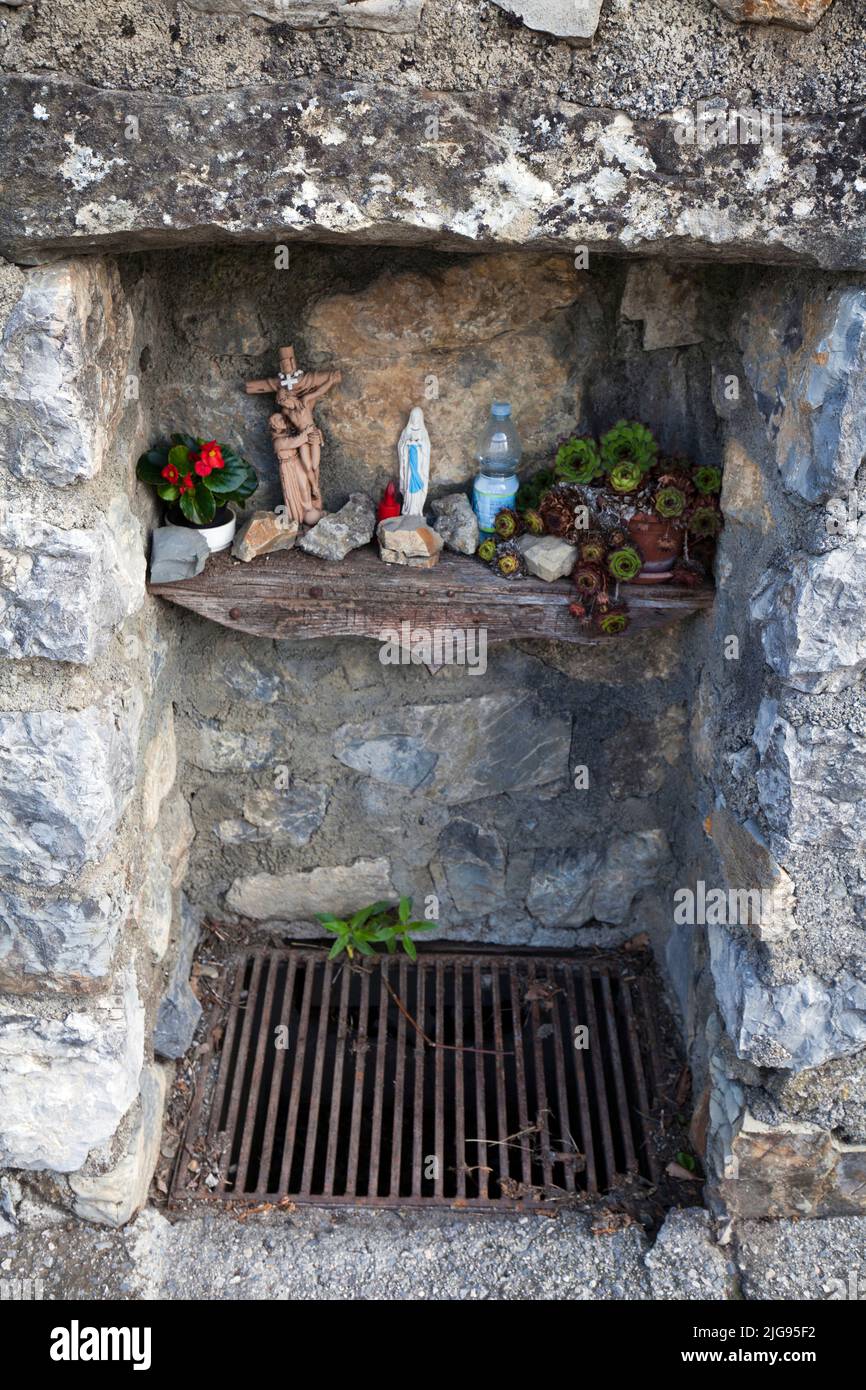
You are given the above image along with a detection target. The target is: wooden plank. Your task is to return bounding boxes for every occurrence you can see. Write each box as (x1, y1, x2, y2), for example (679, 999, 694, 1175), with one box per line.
(148, 544, 714, 645)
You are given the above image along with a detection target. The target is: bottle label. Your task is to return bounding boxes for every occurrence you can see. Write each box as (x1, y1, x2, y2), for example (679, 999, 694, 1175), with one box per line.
(473, 479, 518, 533)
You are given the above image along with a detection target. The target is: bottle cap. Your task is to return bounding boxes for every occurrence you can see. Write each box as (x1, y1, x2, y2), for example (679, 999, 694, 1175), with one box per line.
(491, 401, 511, 418)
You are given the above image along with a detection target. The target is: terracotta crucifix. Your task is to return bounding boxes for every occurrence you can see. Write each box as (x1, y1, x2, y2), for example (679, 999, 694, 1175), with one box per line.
(245, 345, 342, 526)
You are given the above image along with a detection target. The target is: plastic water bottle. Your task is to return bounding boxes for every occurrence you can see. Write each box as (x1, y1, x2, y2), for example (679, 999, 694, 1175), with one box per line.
(472, 402, 522, 533)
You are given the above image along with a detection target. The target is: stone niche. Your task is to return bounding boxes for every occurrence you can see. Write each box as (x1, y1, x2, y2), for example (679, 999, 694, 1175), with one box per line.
(1, 233, 865, 1231)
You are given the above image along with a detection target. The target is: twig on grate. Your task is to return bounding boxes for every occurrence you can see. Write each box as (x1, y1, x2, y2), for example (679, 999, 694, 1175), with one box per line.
(376, 965, 515, 1058)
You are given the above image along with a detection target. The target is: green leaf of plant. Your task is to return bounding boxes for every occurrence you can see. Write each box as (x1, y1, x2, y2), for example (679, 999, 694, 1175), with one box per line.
(168, 444, 191, 473)
(156, 483, 180, 502)
(136, 450, 169, 485)
(207, 456, 257, 496)
(316, 913, 343, 927)
(409, 922, 438, 933)
(179, 488, 205, 525)
(398, 896, 411, 924)
(401, 935, 417, 961)
(328, 938, 348, 960)
(355, 938, 375, 957)
(676, 1150, 696, 1172)
(386, 936, 397, 954)
(195, 482, 217, 523)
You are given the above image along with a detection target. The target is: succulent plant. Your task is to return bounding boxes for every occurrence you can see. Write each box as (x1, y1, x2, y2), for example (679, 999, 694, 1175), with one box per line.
(654, 485, 687, 519)
(517, 468, 556, 511)
(600, 420, 659, 477)
(607, 545, 642, 582)
(521, 507, 545, 536)
(607, 459, 645, 494)
(578, 531, 607, 565)
(573, 561, 606, 596)
(539, 484, 587, 544)
(493, 539, 527, 579)
(693, 465, 722, 495)
(606, 528, 627, 550)
(569, 600, 588, 621)
(555, 436, 604, 486)
(595, 603, 631, 635)
(477, 537, 497, 564)
(688, 503, 722, 539)
(493, 507, 523, 541)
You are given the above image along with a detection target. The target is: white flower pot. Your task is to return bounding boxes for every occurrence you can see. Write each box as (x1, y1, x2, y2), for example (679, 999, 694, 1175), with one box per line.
(165, 505, 236, 554)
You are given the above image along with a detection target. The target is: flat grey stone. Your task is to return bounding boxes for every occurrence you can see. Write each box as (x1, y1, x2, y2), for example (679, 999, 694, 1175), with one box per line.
(149, 525, 211, 584)
(491, 1, 603, 42)
(436, 818, 508, 914)
(527, 830, 672, 928)
(226, 858, 394, 922)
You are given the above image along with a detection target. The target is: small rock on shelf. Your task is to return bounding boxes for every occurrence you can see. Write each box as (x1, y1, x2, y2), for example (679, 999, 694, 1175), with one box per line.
(517, 533, 577, 582)
(429, 492, 479, 555)
(298, 493, 376, 561)
(377, 515, 444, 568)
(149, 526, 211, 584)
(232, 509, 299, 562)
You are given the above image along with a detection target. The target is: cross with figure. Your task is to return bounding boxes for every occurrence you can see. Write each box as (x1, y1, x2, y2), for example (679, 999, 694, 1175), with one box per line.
(245, 345, 342, 526)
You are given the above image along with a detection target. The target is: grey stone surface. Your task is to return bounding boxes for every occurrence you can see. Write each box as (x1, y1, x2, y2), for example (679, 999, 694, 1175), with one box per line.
(184, 0, 423, 30)
(751, 539, 866, 693)
(737, 1215, 866, 1300)
(708, 806, 796, 940)
(491, 1, 603, 42)
(527, 830, 672, 928)
(0, 259, 133, 485)
(334, 693, 571, 803)
(0, 966, 144, 1171)
(740, 280, 866, 502)
(226, 857, 394, 921)
(645, 1209, 735, 1300)
(0, 871, 130, 993)
(429, 492, 479, 555)
(620, 262, 705, 350)
(436, 818, 508, 914)
(712, 0, 834, 28)
(754, 699, 866, 849)
(0, 496, 145, 664)
(1, 75, 863, 270)
(182, 715, 285, 773)
(298, 494, 376, 561)
(216, 784, 329, 848)
(69, 1063, 167, 1227)
(0, 692, 143, 886)
(154, 897, 202, 1062)
(710, 926, 866, 1072)
(377, 515, 443, 568)
(148, 525, 210, 584)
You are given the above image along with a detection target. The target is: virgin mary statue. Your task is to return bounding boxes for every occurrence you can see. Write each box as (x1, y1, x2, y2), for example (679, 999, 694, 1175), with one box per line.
(398, 407, 431, 516)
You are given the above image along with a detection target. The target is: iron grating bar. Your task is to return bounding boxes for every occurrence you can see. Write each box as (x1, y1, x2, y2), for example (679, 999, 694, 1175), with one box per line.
(171, 947, 666, 1210)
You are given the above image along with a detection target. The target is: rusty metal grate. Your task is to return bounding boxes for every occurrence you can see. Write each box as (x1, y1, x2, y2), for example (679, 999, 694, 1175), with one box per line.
(171, 947, 663, 1209)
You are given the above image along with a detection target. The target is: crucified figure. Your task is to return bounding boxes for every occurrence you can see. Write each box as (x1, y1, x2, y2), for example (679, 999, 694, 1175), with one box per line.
(245, 345, 342, 526)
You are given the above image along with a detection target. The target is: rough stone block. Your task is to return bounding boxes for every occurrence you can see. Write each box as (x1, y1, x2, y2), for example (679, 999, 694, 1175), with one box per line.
(712, 0, 834, 28)
(710, 926, 866, 1071)
(134, 840, 174, 960)
(334, 693, 571, 803)
(517, 533, 577, 581)
(0, 866, 130, 994)
(0, 496, 145, 664)
(154, 896, 202, 1062)
(754, 699, 866, 849)
(216, 784, 329, 847)
(184, 0, 423, 30)
(0, 258, 133, 486)
(0, 966, 144, 1171)
(0, 692, 143, 886)
(226, 857, 394, 922)
(491, 0, 602, 42)
(527, 830, 671, 928)
(620, 262, 705, 350)
(69, 1062, 168, 1226)
(740, 279, 866, 502)
(708, 806, 796, 940)
(141, 708, 177, 832)
(436, 818, 508, 914)
(377, 515, 444, 568)
(298, 493, 376, 561)
(429, 493, 479, 555)
(232, 509, 298, 562)
(751, 538, 866, 693)
(148, 525, 210, 584)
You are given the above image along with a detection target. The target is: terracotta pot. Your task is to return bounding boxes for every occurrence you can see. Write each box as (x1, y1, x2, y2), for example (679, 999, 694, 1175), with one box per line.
(626, 513, 684, 583)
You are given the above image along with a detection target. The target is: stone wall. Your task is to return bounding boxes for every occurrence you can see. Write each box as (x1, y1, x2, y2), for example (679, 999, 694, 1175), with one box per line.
(0, 254, 193, 1223)
(0, 0, 863, 1226)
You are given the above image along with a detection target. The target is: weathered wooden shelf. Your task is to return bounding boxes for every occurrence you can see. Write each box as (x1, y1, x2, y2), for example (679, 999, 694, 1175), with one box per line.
(148, 544, 714, 644)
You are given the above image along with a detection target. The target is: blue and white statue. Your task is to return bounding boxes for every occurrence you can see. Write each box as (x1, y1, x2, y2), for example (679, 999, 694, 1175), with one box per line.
(398, 407, 431, 516)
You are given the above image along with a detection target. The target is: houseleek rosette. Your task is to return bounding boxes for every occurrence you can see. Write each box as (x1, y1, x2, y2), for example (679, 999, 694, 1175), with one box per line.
(607, 546, 642, 582)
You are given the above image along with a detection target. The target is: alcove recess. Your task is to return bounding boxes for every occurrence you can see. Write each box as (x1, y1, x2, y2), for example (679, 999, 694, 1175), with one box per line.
(141, 242, 721, 645)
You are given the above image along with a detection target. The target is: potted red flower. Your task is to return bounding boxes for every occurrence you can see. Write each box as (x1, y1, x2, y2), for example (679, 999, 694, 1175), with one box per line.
(136, 433, 259, 552)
